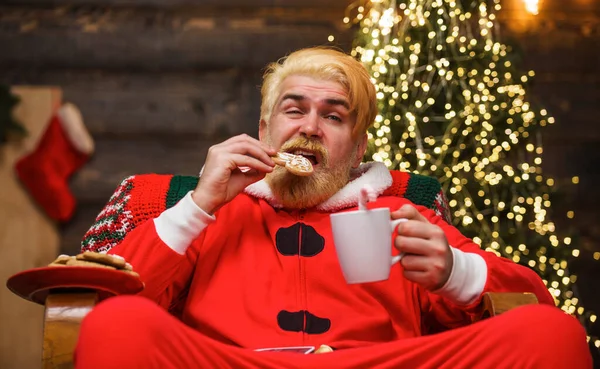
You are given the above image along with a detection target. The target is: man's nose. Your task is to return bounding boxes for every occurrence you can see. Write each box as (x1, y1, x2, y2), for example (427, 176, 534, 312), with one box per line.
(298, 112, 321, 138)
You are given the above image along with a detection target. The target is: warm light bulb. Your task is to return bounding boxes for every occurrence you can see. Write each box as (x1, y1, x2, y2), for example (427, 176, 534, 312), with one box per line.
(523, 0, 540, 15)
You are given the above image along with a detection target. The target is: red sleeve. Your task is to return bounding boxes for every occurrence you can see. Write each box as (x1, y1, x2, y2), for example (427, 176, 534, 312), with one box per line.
(108, 219, 204, 310)
(414, 205, 554, 329)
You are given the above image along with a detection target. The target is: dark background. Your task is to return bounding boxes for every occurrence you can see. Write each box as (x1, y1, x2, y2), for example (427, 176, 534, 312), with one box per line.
(1, 0, 598, 359)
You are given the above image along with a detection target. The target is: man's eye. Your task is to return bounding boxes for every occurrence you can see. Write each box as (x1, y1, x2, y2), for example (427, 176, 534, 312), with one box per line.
(286, 110, 302, 115)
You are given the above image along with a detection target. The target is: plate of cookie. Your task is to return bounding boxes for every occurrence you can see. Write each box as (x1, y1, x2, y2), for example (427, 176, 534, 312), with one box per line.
(6, 252, 144, 305)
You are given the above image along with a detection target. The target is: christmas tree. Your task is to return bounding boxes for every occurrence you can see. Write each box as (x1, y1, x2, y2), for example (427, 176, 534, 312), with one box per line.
(344, 0, 598, 349)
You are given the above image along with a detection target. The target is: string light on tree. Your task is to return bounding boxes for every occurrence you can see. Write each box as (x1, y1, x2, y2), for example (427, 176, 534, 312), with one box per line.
(345, 0, 597, 349)
(523, 0, 540, 15)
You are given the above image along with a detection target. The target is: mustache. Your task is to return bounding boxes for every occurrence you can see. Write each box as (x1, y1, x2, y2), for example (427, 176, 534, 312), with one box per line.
(279, 137, 328, 165)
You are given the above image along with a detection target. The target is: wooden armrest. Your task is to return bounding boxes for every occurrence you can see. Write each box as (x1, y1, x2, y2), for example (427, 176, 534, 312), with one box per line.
(474, 292, 539, 322)
(43, 291, 99, 369)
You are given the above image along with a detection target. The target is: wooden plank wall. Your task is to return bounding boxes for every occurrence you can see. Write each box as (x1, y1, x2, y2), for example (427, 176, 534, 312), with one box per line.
(0, 0, 353, 253)
(1, 0, 599, 354)
(0, 88, 62, 369)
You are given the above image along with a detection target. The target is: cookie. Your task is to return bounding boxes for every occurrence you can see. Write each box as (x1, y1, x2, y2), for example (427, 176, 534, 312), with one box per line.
(66, 258, 117, 269)
(271, 154, 288, 167)
(76, 251, 127, 269)
(272, 152, 314, 176)
(51, 254, 74, 265)
(48, 262, 68, 267)
(47, 251, 139, 279)
(314, 345, 333, 354)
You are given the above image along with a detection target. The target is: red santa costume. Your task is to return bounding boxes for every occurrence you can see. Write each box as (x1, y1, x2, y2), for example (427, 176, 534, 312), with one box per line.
(74, 162, 592, 369)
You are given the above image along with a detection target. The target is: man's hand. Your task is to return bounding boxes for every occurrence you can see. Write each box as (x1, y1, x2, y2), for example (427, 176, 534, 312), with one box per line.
(192, 134, 277, 215)
(392, 204, 453, 291)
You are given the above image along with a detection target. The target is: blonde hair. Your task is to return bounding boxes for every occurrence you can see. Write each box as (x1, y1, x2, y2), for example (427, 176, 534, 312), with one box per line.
(260, 47, 377, 139)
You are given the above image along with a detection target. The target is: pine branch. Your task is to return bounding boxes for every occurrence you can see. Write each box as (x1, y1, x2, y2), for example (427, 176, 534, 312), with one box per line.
(0, 84, 26, 144)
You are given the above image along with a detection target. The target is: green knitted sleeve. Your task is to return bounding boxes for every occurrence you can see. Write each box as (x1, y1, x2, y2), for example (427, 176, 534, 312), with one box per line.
(166, 175, 200, 209)
(404, 173, 442, 209)
(404, 173, 452, 224)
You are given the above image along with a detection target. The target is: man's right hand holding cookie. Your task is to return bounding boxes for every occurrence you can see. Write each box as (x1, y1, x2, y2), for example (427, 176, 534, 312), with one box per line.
(192, 134, 277, 215)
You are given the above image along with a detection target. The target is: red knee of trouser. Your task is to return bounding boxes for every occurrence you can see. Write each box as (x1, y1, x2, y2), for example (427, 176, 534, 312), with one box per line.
(503, 304, 586, 340)
(80, 295, 165, 335)
(491, 304, 591, 368)
(75, 295, 169, 368)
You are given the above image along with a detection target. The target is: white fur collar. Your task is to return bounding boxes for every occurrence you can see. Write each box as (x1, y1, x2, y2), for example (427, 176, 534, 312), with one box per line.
(243, 162, 392, 212)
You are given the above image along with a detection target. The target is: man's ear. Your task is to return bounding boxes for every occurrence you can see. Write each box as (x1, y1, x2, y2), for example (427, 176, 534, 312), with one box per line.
(353, 133, 368, 168)
(259, 119, 267, 141)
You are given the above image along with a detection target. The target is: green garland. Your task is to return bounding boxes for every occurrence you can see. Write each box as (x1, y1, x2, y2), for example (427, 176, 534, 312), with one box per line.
(0, 85, 26, 143)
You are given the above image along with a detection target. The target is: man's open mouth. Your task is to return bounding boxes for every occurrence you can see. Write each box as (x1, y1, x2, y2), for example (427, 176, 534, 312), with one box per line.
(287, 150, 320, 166)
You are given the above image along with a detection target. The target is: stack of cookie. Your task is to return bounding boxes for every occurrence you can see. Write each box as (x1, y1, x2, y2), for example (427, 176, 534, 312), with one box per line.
(49, 251, 139, 278)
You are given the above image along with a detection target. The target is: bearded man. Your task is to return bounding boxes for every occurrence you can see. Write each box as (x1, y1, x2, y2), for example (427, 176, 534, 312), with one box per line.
(74, 47, 591, 369)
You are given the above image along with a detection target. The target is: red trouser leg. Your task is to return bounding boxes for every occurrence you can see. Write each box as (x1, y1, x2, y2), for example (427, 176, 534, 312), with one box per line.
(75, 296, 294, 369)
(303, 302, 592, 369)
(75, 296, 592, 369)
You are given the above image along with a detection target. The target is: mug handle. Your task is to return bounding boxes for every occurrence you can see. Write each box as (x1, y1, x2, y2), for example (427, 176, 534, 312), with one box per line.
(390, 218, 408, 265)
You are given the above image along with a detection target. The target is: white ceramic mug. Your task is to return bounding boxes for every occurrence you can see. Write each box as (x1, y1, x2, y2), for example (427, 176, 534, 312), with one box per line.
(330, 208, 407, 284)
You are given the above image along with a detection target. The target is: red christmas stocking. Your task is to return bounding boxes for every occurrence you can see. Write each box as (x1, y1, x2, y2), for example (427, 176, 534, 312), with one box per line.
(15, 103, 94, 222)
